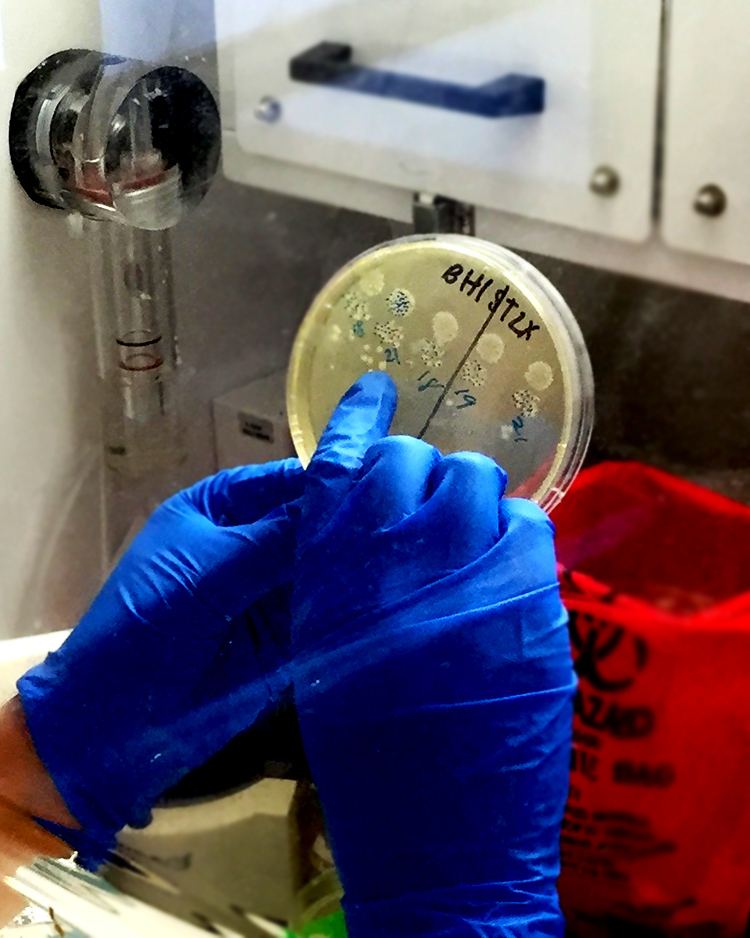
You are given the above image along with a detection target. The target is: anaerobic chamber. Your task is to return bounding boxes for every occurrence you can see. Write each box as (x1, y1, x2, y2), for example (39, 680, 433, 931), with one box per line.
(1, 1, 750, 937)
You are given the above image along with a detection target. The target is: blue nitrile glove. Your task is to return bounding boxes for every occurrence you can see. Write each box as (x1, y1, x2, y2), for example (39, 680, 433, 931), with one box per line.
(17, 459, 303, 867)
(292, 373, 576, 938)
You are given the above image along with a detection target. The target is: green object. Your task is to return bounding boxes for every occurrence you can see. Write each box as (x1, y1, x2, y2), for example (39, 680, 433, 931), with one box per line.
(290, 909, 348, 938)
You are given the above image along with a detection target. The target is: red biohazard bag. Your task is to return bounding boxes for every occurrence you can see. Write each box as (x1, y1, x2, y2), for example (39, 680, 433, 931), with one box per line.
(552, 462, 750, 938)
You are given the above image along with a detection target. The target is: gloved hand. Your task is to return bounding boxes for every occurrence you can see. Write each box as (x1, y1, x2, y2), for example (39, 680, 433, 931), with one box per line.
(17, 459, 303, 867)
(292, 373, 576, 938)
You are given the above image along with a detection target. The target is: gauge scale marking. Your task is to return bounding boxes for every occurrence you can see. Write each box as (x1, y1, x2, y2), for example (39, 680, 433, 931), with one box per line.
(288, 235, 593, 510)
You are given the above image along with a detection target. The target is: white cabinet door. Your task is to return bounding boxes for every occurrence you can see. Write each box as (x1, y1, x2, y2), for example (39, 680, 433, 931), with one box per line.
(662, 1, 750, 264)
(217, 0, 662, 242)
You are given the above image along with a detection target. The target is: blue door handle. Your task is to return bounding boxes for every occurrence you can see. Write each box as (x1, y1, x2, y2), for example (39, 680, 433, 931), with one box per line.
(289, 42, 544, 118)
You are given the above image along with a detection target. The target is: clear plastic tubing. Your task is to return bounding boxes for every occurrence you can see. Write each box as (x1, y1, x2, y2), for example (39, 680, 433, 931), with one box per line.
(87, 219, 183, 475)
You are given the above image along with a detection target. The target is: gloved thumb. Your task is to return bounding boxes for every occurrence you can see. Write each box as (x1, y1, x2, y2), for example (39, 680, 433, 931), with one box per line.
(301, 372, 397, 540)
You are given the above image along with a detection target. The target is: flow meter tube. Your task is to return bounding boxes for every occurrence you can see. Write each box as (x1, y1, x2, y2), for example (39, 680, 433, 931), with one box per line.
(9, 50, 220, 475)
(88, 221, 182, 474)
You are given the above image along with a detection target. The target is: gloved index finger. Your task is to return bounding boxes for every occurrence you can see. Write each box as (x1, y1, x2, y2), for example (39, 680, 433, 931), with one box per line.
(302, 372, 397, 533)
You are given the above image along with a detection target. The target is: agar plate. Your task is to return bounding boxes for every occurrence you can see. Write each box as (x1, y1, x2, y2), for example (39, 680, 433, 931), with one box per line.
(287, 235, 594, 510)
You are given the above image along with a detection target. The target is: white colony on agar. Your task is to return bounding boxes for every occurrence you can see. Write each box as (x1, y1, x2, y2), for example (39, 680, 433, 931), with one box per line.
(525, 361, 554, 391)
(359, 270, 386, 297)
(343, 290, 369, 319)
(476, 332, 505, 364)
(431, 311, 459, 345)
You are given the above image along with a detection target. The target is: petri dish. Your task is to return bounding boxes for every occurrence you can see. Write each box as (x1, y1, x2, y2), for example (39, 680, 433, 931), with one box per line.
(287, 234, 594, 511)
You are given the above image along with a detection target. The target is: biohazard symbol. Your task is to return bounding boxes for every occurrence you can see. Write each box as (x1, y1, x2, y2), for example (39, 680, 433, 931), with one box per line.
(569, 611, 648, 693)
